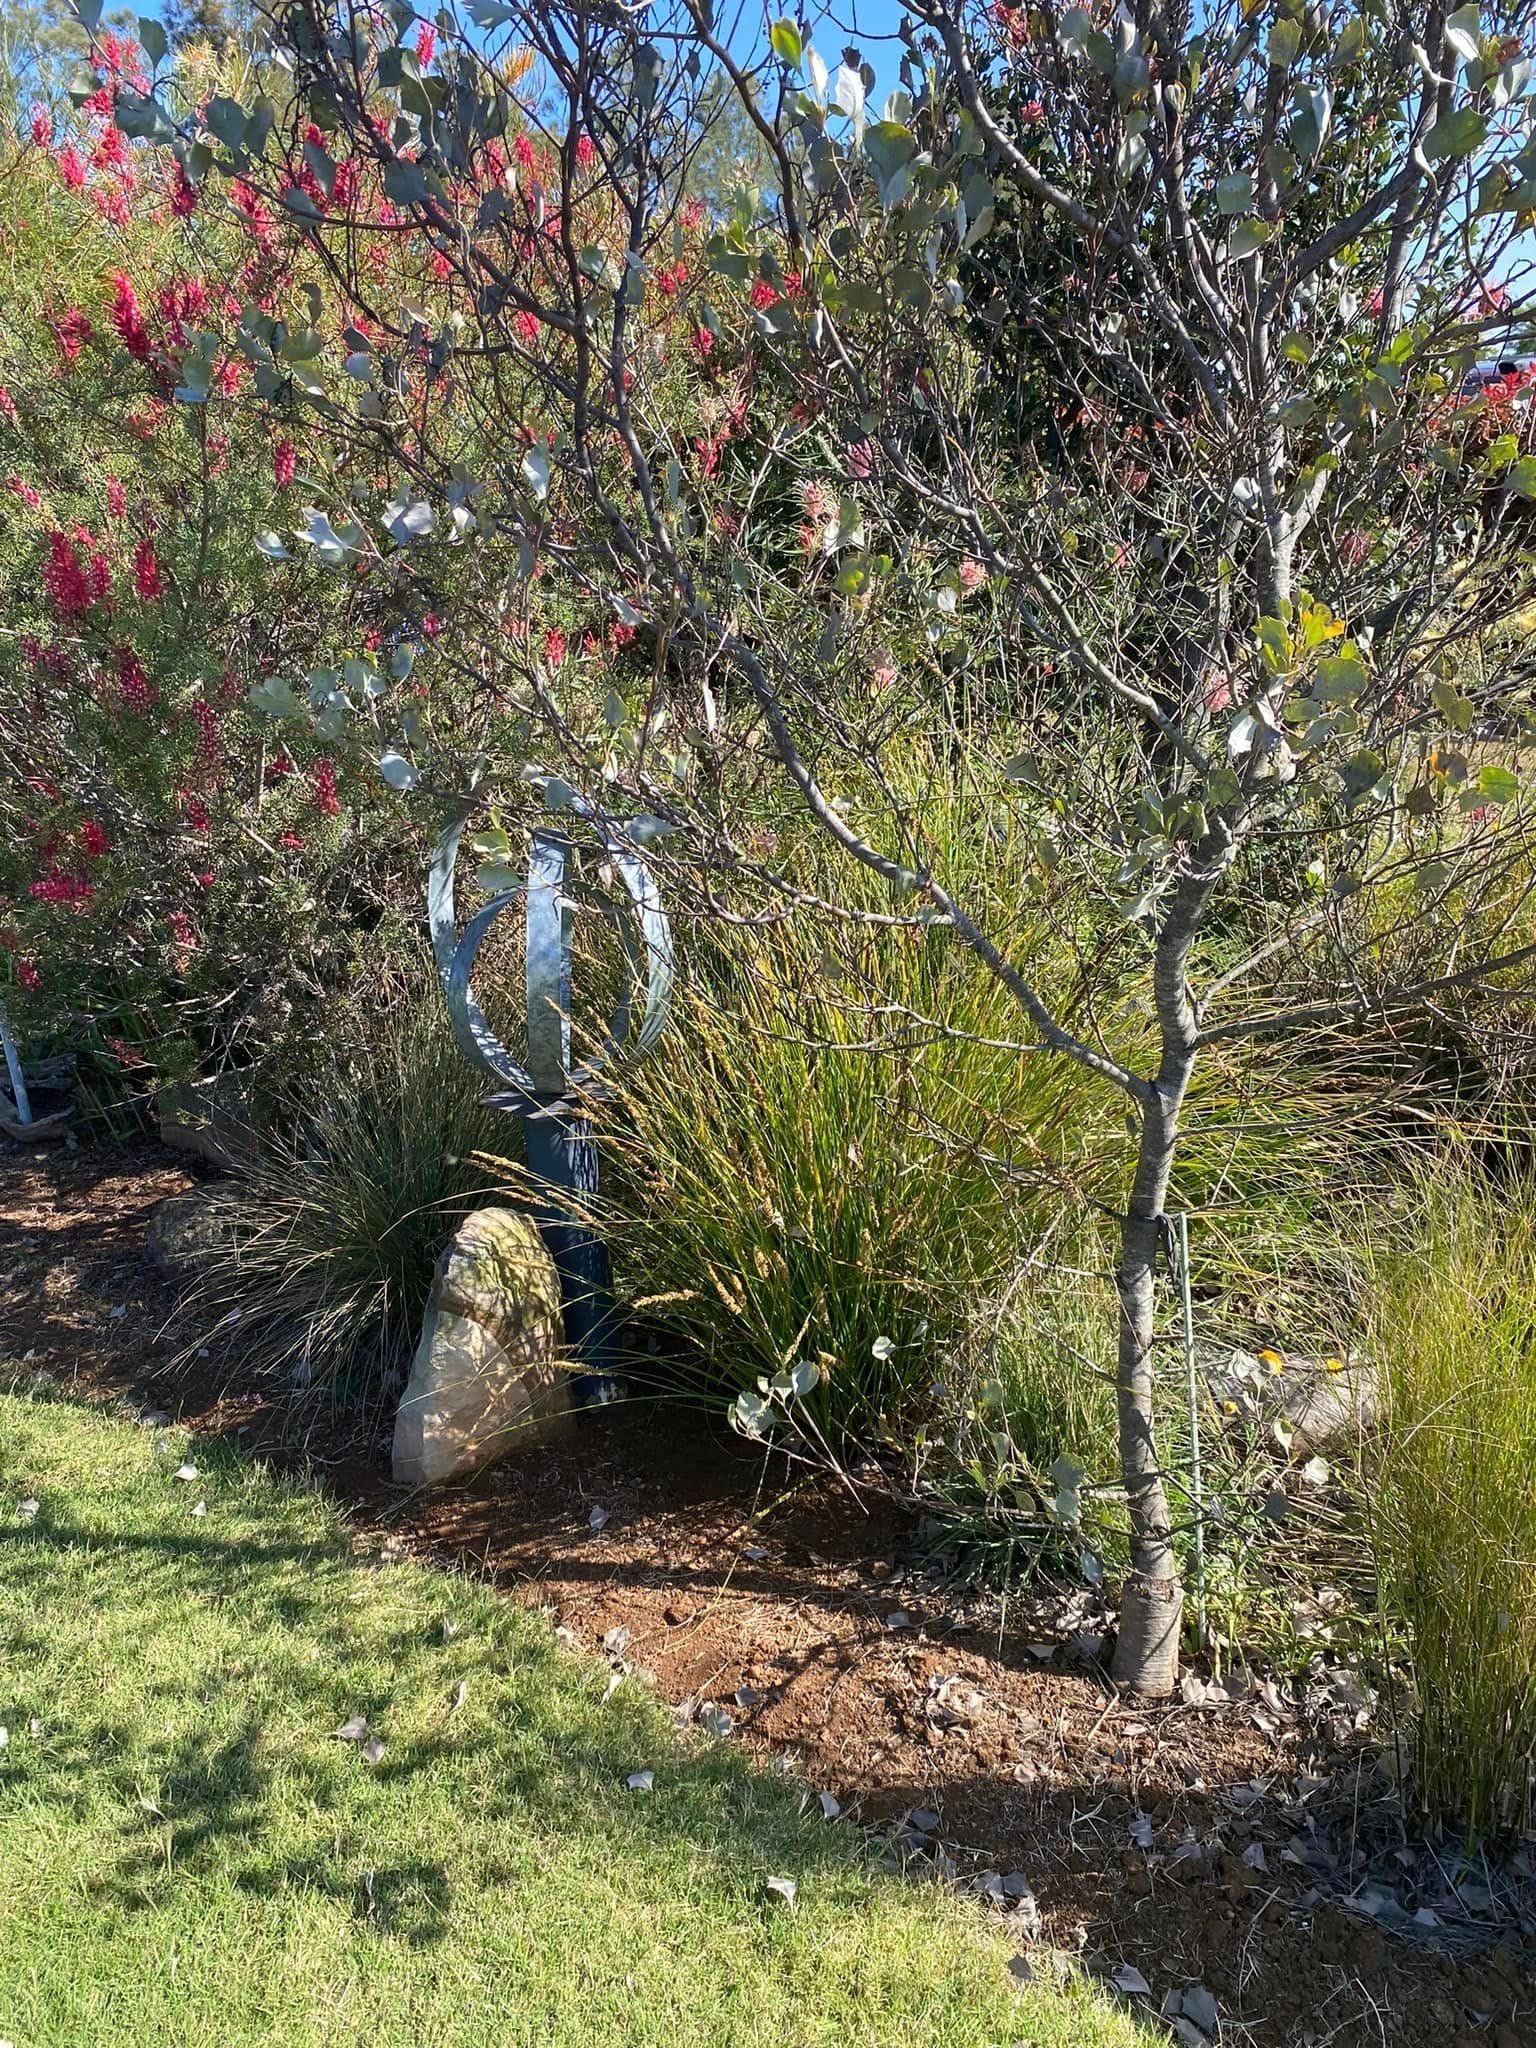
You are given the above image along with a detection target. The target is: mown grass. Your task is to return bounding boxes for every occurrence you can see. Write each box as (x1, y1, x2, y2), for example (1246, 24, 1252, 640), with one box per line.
(0, 1388, 1153, 2048)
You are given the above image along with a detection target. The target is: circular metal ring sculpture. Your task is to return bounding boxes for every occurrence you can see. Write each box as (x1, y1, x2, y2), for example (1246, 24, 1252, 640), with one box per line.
(430, 790, 673, 1399)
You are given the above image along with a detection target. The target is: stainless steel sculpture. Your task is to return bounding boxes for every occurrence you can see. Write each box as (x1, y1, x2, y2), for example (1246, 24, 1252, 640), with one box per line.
(430, 790, 672, 1401)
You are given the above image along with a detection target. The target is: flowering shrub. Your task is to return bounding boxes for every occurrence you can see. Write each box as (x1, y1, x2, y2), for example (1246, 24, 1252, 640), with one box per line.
(0, 39, 448, 1070)
(0, 21, 849, 1080)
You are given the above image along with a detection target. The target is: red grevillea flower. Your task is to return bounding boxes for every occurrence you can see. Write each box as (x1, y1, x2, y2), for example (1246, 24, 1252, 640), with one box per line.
(421, 613, 444, 639)
(182, 792, 210, 833)
(514, 133, 536, 171)
(0, 387, 17, 426)
(194, 870, 214, 889)
(8, 477, 42, 510)
(17, 960, 41, 990)
(93, 186, 131, 227)
(543, 627, 568, 665)
(749, 279, 780, 311)
(29, 105, 53, 148)
(169, 160, 197, 217)
(514, 309, 540, 345)
(108, 272, 151, 361)
(115, 645, 155, 713)
(691, 327, 715, 359)
(106, 477, 127, 520)
(415, 21, 436, 66)
(29, 872, 94, 907)
(43, 531, 95, 616)
(277, 831, 305, 850)
(53, 308, 94, 361)
(312, 758, 339, 817)
(56, 143, 87, 190)
(193, 697, 221, 774)
(576, 133, 597, 169)
(331, 158, 361, 209)
(81, 819, 109, 858)
(93, 124, 130, 174)
(132, 536, 165, 601)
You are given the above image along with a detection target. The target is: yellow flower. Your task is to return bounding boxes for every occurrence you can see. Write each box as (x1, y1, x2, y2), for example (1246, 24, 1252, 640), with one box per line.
(1258, 1347, 1285, 1374)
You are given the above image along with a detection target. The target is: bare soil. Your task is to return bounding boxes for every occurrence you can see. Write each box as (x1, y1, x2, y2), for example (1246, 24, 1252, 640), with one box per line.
(3, 1135, 1534, 2048)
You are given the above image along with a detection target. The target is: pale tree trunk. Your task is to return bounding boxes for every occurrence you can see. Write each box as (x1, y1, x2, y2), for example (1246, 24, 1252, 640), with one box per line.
(1110, 832, 1225, 1693)
(1110, 1063, 1191, 1694)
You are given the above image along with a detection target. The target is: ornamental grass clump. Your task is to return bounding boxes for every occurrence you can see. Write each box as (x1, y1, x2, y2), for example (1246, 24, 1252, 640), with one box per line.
(593, 879, 1116, 1446)
(178, 1000, 507, 1404)
(1363, 1167, 1536, 1840)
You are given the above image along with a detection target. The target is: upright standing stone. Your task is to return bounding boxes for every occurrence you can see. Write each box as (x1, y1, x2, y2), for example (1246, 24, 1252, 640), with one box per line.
(392, 1207, 569, 1486)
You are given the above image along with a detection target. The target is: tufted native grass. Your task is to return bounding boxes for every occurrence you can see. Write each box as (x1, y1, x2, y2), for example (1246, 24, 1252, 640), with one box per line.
(1359, 1166, 1536, 1842)
(174, 999, 511, 1409)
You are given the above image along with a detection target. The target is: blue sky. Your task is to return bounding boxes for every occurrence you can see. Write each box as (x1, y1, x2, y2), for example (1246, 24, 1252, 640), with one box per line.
(720, 0, 914, 108)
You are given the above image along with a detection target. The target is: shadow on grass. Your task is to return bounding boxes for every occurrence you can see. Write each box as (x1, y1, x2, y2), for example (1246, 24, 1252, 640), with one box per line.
(0, 1500, 879, 1949)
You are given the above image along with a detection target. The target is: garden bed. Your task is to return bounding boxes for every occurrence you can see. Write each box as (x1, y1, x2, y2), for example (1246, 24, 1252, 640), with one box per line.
(3, 1135, 1534, 2048)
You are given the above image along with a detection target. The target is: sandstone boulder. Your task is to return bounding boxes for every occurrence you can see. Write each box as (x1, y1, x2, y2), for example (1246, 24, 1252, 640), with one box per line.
(155, 1074, 256, 1171)
(145, 1187, 227, 1278)
(1282, 1359, 1378, 1455)
(1201, 1344, 1379, 1454)
(393, 1206, 570, 1486)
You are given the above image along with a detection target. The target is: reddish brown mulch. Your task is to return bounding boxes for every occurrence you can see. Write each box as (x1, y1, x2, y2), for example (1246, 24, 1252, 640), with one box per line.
(3, 1135, 1534, 2048)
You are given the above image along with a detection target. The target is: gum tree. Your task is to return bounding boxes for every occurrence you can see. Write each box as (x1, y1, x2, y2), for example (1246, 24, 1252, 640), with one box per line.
(117, 0, 1536, 1689)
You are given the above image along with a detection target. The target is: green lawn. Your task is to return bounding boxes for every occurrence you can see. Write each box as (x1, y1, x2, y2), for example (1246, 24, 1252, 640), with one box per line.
(0, 1388, 1152, 2048)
